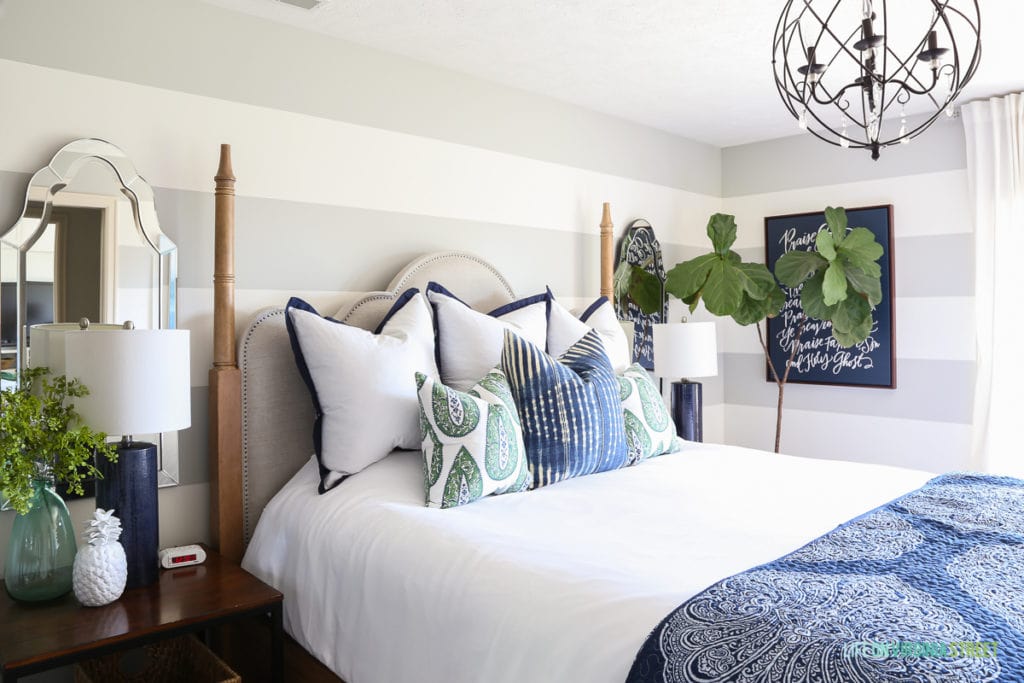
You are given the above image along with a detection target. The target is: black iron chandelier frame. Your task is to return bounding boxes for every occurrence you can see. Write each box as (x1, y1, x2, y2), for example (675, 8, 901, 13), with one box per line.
(772, 0, 981, 160)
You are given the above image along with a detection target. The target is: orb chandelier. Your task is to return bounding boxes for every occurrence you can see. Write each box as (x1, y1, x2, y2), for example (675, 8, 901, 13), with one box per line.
(772, 0, 981, 160)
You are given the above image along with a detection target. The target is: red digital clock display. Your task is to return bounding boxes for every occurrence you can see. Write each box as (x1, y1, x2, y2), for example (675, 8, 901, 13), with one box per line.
(172, 554, 197, 564)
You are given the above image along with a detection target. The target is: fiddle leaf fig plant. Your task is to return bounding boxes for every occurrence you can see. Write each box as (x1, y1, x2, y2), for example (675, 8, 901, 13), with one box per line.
(664, 213, 785, 324)
(774, 206, 883, 347)
(0, 367, 118, 515)
(621, 208, 885, 453)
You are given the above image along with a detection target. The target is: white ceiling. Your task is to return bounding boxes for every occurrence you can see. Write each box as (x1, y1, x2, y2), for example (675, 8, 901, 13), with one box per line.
(203, 0, 1024, 148)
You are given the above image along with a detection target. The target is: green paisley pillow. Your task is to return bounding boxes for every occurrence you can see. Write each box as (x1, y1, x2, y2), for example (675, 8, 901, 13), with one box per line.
(415, 368, 530, 509)
(618, 363, 682, 465)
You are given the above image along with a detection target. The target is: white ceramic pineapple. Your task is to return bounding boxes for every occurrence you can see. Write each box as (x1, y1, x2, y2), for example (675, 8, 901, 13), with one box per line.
(72, 508, 127, 607)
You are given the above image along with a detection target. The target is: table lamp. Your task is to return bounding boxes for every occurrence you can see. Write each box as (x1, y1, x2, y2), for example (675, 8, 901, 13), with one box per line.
(64, 326, 190, 588)
(653, 321, 718, 442)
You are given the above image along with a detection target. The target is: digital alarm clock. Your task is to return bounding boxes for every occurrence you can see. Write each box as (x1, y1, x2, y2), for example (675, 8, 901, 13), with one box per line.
(159, 544, 207, 569)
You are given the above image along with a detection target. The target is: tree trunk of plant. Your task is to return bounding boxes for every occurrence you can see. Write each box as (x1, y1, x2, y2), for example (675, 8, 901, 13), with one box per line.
(774, 381, 785, 454)
(758, 317, 806, 454)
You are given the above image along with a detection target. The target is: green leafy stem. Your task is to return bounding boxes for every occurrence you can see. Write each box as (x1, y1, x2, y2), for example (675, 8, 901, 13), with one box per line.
(0, 367, 118, 515)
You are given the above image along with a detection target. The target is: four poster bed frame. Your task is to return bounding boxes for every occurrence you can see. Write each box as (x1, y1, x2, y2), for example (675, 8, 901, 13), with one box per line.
(201, 143, 1024, 682)
(205, 144, 618, 679)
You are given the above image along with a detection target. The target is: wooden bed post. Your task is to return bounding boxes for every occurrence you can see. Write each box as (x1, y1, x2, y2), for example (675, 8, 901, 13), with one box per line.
(600, 202, 614, 300)
(209, 144, 244, 562)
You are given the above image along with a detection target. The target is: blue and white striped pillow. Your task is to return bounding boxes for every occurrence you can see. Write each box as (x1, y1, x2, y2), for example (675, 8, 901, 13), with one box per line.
(501, 329, 627, 489)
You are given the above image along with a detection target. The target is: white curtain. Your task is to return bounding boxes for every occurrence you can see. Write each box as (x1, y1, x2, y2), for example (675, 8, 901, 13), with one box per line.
(964, 93, 1024, 476)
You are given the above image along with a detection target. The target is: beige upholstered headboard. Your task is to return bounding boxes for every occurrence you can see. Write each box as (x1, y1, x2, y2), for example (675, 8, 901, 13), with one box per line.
(237, 252, 517, 546)
(209, 144, 616, 561)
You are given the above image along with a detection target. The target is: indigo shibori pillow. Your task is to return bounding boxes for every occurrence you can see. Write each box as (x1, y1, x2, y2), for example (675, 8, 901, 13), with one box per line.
(285, 291, 437, 493)
(415, 368, 530, 508)
(501, 329, 627, 489)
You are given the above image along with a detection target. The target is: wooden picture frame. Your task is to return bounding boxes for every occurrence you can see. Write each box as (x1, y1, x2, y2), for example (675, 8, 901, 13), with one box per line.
(764, 205, 896, 389)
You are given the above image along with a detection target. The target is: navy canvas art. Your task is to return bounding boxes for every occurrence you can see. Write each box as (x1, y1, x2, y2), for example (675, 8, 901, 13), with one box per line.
(764, 205, 896, 388)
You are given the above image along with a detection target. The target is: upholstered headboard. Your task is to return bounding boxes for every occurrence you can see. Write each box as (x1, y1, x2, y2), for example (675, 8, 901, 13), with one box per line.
(237, 251, 517, 546)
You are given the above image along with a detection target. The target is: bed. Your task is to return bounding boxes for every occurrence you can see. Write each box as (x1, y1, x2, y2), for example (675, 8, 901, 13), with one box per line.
(206, 146, 1023, 682)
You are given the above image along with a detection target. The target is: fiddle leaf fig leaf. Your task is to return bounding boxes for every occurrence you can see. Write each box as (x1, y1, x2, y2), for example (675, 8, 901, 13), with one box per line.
(682, 290, 701, 314)
(734, 262, 777, 300)
(845, 266, 883, 306)
(822, 261, 848, 306)
(765, 286, 786, 318)
(707, 213, 737, 257)
(665, 253, 717, 301)
(824, 206, 848, 245)
(628, 267, 663, 315)
(800, 271, 832, 321)
(733, 286, 786, 326)
(732, 292, 771, 326)
(775, 250, 828, 287)
(816, 229, 837, 261)
(831, 293, 871, 334)
(836, 228, 883, 280)
(838, 227, 883, 259)
(832, 313, 873, 347)
(613, 261, 632, 305)
(702, 260, 744, 315)
(839, 252, 882, 280)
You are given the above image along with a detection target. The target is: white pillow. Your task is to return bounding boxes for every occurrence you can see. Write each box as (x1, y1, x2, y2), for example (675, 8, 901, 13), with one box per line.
(547, 295, 631, 372)
(426, 283, 549, 392)
(286, 291, 438, 492)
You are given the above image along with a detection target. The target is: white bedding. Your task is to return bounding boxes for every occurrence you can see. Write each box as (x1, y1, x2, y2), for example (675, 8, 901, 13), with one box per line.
(242, 442, 933, 683)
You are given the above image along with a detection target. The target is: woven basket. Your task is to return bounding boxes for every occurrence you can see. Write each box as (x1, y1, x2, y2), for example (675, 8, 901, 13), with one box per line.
(74, 635, 240, 683)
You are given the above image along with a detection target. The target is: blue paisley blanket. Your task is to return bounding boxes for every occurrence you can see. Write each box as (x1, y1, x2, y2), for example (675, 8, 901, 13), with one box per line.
(627, 473, 1024, 682)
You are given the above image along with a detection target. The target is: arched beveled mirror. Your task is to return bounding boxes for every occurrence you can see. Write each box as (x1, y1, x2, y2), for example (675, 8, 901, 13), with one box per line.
(0, 138, 180, 487)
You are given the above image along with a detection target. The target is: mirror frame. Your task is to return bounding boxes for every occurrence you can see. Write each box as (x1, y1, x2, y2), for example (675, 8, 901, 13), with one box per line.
(0, 138, 181, 488)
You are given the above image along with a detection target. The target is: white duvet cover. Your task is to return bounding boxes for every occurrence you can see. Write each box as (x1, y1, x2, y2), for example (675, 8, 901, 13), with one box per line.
(242, 442, 932, 683)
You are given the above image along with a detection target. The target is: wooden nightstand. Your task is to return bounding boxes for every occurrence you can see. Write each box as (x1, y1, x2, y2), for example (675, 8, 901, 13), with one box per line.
(0, 546, 282, 683)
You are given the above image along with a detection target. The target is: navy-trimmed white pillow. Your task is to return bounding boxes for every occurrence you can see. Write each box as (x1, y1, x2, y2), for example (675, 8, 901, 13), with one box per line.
(426, 282, 550, 392)
(285, 290, 437, 493)
(501, 329, 627, 489)
(547, 293, 631, 372)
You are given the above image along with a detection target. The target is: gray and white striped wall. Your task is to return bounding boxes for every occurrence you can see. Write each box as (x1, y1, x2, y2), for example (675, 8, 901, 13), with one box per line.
(0, 0, 723, 569)
(0, 0, 975, 576)
(719, 120, 973, 472)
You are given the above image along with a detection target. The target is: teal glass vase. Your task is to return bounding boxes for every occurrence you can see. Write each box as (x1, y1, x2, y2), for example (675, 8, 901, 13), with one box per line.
(4, 477, 77, 601)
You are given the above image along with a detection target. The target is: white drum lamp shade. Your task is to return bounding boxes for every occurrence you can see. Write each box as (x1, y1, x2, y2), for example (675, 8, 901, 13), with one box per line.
(29, 323, 124, 375)
(653, 322, 718, 379)
(63, 329, 191, 436)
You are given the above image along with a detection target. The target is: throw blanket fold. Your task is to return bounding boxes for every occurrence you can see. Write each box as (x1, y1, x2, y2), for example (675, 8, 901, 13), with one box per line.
(628, 473, 1024, 682)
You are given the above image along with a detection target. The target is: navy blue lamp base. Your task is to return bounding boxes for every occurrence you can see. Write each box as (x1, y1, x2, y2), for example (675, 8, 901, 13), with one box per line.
(671, 380, 703, 442)
(96, 441, 159, 588)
